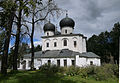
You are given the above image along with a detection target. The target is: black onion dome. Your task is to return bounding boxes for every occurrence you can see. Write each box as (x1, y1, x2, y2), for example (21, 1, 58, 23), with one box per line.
(60, 16, 75, 29)
(43, 22, 55, 32)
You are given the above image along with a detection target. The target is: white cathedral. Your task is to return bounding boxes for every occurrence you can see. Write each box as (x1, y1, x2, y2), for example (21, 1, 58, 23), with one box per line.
(18, 14, 101, 70)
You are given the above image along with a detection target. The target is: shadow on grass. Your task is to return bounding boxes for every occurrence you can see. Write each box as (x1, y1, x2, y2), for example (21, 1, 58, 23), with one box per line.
(0, 70, 76, 83)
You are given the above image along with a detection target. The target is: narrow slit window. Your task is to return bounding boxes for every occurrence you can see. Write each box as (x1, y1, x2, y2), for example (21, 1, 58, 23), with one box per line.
(64, 60, 67, 67)
(54, 42, 57, 47)
(65, 30, 67, 34)
(48, 60, 51, 65)
(74, 41, 77, 47)
(46, 43, 49, 47)
(47, 32, 49, 36)
(57, 60, 60, 66)
(64, 40, 67, 46)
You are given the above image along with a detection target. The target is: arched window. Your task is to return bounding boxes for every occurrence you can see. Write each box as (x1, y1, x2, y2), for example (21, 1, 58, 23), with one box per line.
(46, 42, 49, 47)
(54, 42, 57, 47)
(74, 41, 77, 47)
(63, 40, 67, 46)
(47, 32, 49, 36)
(65, 30, 67, 34)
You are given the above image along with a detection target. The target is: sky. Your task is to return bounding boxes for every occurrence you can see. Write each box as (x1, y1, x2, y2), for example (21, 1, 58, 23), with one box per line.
(32, 0, 120, 46)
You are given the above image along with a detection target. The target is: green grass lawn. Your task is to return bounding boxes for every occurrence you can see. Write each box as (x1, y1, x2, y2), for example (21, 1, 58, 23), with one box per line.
(0, 70, 118, 83)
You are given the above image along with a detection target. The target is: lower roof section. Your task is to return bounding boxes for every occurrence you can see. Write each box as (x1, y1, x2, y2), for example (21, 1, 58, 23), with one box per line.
(24, 49, 100, 58)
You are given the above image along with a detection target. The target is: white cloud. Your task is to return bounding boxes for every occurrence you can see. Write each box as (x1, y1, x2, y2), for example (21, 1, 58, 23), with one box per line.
(33, 0, 120, 40)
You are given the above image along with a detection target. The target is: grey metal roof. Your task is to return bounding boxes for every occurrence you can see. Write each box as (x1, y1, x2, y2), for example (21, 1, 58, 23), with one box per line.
(80, 52, 100, 58)
(24, 49, 100, 58)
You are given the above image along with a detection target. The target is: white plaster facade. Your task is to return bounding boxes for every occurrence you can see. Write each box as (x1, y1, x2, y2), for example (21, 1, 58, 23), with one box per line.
(42, 35, 86, 53)
(18, 56, 100, 70)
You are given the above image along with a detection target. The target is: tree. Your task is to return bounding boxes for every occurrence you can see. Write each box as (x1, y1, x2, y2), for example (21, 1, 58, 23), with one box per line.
(24, 0, 61, 70)
(8, 43, 30, 69)
(0, 31, 5, 59)
(12, 0, 23, 70)
(0, 0, 16, 75)
(87, 22, 120, 64)
(110, 22, 120, 64)
(12, 0, 32, 70)
(34, 45, 42, 52)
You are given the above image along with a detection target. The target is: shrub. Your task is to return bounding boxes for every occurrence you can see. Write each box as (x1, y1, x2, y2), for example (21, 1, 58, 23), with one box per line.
(111, 64, 119, 78)
(39, 63, 118, 80)
(93, 64, 118, 81)
(65, 66, 80, 76)
(77, 66, 96, 78)
(39, 64, 62, 75)
(79, 68, 88, 78)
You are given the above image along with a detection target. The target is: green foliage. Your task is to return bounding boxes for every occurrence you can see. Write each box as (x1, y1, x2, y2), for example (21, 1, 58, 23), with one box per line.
(34, 45, 42, 52)
(87, 22, 120, 64)
(8, 43, 30, 68)
(38, 64, 118, 81)
(39, 64, 62, 75)
(0, 68, 118, 83)
(65, 66, 80, 76)
(64, 64, 118, 81)
(93, 64, 114, 80)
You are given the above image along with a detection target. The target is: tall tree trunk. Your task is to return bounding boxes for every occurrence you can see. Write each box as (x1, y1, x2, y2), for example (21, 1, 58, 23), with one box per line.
(30, 13, 35, 70)
(13, 1, 22, 70)
(1, 11, 14, 75)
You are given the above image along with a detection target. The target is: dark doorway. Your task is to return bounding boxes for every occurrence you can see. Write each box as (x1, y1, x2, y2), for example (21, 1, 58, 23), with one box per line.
(57, 60, 60, 66)
(48, 60, 51, 65)
(72, 60, 75, 66)
(90, 61, 93, 65)
(22, 60, 26, 70)
(64, 60, 67, 67)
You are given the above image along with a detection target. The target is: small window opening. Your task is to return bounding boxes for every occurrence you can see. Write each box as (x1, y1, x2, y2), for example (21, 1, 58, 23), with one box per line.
(46, 43, 49, 47)
(47, 32, 49, 36)
(54, 42, 57, 47)
(90, 61, 93, 65)
(57, 60, 60, 66)
(74, 41, 77, 47)
(48, 60, 51, 65)
(72, 60, 75, 66)
(64, 60, 67, 67)
(64, 40, 67, 46)
(65, 30, 67, 34)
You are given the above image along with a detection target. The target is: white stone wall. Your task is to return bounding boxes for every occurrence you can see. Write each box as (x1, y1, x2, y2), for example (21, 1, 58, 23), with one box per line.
(76, 55, 87, 67)
(45, 31, 54, 36)
(86, 58, 101, 66)
(18, 57, 101, 70)
(82, 38, 87, 52)
(40, 58, 74, 67)
(61, 27, 73, 34)
(75, 55, 101, 67)
(18, 58, 75, 70)
(42, 35, 86, 53)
